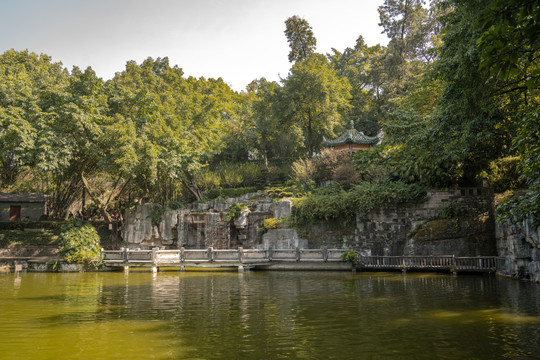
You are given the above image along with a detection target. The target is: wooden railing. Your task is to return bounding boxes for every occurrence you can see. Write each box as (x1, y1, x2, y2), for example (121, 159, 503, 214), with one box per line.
(359, 255, 504, 272)
(101, 249, 504, 273)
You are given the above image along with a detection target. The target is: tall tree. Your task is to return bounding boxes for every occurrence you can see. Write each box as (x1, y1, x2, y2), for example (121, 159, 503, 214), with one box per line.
(378, 0, 440, 98)
(281, 54, 351, 157)
(328, 36, 387, 135)
(284, 16, 317, 63)
(477, 0, 540, 221)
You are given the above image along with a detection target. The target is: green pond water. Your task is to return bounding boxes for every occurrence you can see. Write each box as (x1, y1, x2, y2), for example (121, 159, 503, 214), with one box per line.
(1, 271, 539, 360)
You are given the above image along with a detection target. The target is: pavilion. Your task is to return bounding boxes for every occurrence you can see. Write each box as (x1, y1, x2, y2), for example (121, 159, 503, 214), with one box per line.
(323, 121, 380, 153)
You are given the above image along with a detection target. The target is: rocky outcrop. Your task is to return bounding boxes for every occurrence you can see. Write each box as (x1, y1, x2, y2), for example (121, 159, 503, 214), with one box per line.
(122, 194, 296, 250)
(496, 216, 540, 282)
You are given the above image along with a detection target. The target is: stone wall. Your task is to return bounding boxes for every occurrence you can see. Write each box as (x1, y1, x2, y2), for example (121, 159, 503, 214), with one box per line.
(301, 188, 497, 257)
(496, 216, 540, 282)
(122, 188, 498, 258)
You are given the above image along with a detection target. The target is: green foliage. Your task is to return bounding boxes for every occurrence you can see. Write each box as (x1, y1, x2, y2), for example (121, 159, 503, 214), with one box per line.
(333, 162, 361, 190)
(263, 217, 278, 230)
(58, 221, 102, 265)
(149, 205, 166, 227)
(440, 203, 469, 220)
(293, 181, 426, 225)
(226, 203, 248, 222)
(340, 249, 358, 266)
(198, 162, 265, 190)
(284, 16, 317, 63)
(480, 157, 524, 193)
(290, 158, 316, 190)
(264, 185, 303, 199)
(205, 187, 258, 200)
(282, 53, 352, 157)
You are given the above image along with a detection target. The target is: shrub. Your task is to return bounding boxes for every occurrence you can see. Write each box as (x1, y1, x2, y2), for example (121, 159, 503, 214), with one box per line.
(479, 156, 524, 193)
(333, 162, 361, 189)
(263, 217, 278, 230)
(149, 205, 166, 227)
(292, 181, 427, 225)
(313, 148, 348, 184)
(205, 187, 258, 200)
(290, 158, 316, 189)
(226, 203, 248, 222)
(340, 249, 358, 266)
(58, 221, 102, 266)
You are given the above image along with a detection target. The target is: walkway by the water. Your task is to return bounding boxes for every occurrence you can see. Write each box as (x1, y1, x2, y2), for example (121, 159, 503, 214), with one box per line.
(101, 248, 504, 273)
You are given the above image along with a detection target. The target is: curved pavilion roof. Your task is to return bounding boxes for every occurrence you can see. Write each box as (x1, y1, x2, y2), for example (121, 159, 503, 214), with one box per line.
(323, 121, 379, 147)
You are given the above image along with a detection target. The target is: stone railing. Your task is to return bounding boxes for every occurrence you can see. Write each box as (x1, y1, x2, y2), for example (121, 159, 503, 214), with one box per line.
(101, 247, 347, 265)
(102, 249, 504, 273)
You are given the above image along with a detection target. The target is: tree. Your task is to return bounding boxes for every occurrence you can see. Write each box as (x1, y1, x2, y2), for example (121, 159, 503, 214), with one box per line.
(281, 54, 351, 158)
(329, 37, 388, 135)
(108, 57, 239, 202)
(0, 50, 69, 187)
(378, 0, 440, 99)
(284, 16, 317, 63)
(476, 0, 540, 222)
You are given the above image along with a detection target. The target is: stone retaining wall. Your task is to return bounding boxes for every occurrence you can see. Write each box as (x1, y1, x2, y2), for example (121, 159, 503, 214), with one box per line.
(301, 188, 497, 257)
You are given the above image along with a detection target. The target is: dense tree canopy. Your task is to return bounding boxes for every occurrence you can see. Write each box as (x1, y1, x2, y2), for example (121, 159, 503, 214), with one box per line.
(1, 1, 538, 223)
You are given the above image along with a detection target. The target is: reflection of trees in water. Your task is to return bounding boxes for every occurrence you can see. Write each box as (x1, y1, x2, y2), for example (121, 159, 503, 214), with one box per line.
(92, 272, 540, 359)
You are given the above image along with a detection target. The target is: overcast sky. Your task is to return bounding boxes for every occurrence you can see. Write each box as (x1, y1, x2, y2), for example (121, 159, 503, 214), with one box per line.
(0, 0, 389, 92)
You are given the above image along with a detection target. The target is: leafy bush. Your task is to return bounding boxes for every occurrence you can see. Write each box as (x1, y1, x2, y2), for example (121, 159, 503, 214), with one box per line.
(264, 185, 301, 199)
(292, 181, 427, 225)
(198, 162, 266, 190)
(263, 217, 278, 230)
(149, 205, 166, 227)
(479, 156, 524, 193)
(340, 249, 358, 266)
(58, 221, 102, 265)
(226, 203, 248, 222)
(333, 162, 361, 189)
(205, 187, 258, 200)
(290, 158, 316, 189)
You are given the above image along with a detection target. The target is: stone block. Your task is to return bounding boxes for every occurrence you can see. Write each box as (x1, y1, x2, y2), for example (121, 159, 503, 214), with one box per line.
(262, 229, 304, 250)
(273, 199, 292, 219)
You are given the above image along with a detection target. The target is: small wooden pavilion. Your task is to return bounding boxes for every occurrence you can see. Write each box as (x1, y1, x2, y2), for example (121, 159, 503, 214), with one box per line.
(323, 121, 380, 153)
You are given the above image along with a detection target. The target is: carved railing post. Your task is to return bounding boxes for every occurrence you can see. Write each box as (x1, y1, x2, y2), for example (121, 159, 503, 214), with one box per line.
(295, 247, 300, 262)
(207, 247, 214, 262)
(238, 247, 244, 263)
(180, 247, 185, 262)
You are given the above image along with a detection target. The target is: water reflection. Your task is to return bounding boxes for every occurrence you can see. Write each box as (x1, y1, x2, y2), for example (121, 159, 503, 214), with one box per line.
(0, 271, 539, 359)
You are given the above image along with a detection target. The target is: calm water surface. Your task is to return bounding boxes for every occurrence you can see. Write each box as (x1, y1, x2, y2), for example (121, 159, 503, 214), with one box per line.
(1, 271, 539, 359)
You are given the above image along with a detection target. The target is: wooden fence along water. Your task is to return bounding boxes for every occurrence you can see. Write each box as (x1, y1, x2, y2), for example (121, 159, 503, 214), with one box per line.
(101, 248, 504, 273)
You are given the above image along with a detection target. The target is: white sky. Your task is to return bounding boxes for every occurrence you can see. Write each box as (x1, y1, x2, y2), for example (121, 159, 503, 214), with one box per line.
(0, 0, 389, 92)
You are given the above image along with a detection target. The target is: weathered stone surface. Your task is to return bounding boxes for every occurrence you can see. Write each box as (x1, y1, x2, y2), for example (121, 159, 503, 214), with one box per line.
(159, 209, 180, 245)
(273, 199, 292, 219)
(496, 215, 540, 281)
(122, 204, 155, 247)
(233, 209, 250, 229)
(122, 193, 276, 249)
(260, 229, 308, 250)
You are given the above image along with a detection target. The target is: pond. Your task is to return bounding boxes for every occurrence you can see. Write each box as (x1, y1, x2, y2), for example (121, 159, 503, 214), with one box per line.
(1, 271, 539, 359)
